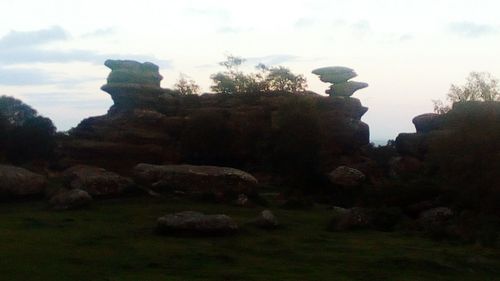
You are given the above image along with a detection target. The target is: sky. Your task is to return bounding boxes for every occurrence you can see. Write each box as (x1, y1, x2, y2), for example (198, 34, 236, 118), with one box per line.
(1, 0, 500, 141)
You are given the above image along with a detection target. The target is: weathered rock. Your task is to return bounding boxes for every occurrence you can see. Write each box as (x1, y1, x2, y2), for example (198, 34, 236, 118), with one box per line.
(389, 156, 422, 177)
(104, 59, 163, 86)
(0, 165, 46, 198)
(253, 210, 279, 229)
(418, 207, 454, 229)
(312, 66, 357, 83)
(63, 165, 134, 197)
(326, 81, 369, 97)
(49, 189, 92, 210)
(157, 211, 238, 235)
(133, 163, 258, 199)
(412, 113, 442, 133)
(330, 207, 372, 231)
(328, 166, 366, 187)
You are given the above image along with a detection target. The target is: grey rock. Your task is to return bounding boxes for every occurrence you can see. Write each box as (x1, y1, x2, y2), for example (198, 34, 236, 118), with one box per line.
(327, 81, 369, 97)
(133, 163, 258, 200)
(157, 211, 238, 235)
(328, 166, 366, 187)
(49, 189, 92, 210)
(253, 209, 279, 229)
(63, 165, 134, 197)
(0, 165, 46, 198)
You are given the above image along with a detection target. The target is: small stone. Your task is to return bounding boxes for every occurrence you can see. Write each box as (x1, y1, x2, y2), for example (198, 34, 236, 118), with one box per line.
(253, 210, 279, 229)
(49, 189, 92, 210)
(157, 211, 238, 236)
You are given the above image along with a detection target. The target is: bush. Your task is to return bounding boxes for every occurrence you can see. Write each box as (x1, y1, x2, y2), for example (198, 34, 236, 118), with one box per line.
(0, 96, 57, 164)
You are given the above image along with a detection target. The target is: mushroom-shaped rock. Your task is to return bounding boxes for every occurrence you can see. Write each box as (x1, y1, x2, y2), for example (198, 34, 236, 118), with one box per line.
(312, 66, 368, 96)
(101, 59, 168, 110)
(326, 81, 369, 97)
(0, 165, 47, 198)
(104, 59, 163, 86)
(312, 66, 357, 84)
(157, 211, 238, 236)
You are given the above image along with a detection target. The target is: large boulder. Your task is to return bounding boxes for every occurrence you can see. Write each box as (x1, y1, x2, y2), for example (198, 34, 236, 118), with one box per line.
(63, 165, 134, 197)
(133, 163, 258, 199)
(157, 211, 238, 235)
(312, 66, 357, 84)
(0, 165, 46, 198)
(49, 189, 92, 210)
(328, 166, 366, 187)
(326, 81, 369, 97)
(412, 113, 443, 133)
(418, 207, 454, 229)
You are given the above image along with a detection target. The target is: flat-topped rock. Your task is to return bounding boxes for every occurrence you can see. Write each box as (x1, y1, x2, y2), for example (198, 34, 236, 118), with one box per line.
(157, 211, 238, 235)
(312, 66, 357, 84)
(104, 59, 163, 86)
(412, 113, 443, 133)
(326, 81, 369, 97)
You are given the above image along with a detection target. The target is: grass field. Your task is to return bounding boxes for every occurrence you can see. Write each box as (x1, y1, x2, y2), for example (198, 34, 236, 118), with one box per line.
(0, 196, 498, 281)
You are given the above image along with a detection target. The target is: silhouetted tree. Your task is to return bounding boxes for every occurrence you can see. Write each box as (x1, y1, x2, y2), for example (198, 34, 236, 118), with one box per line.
(174, 73, 200, 95)
(434, 72, 499, 113)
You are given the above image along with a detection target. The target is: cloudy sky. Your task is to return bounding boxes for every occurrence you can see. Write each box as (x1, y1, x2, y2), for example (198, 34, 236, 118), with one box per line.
(1, 0, 500, 141)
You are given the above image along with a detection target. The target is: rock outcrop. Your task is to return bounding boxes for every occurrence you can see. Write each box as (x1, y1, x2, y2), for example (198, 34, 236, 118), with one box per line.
(133, 163, 258, 200)
(0, 165, 47, 198)
(157, 211, 238, 236)
(61, 60, 371, 180)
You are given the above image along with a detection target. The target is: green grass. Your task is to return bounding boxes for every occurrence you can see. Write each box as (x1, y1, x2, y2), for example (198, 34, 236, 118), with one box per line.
(0, 196, 498, 281)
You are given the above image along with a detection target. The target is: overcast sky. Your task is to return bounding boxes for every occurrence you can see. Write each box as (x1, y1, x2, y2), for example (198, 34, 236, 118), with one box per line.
(1, 0, 500, 141)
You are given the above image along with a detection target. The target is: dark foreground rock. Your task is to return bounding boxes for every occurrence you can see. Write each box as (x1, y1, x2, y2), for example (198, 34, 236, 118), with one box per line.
(133, 163, 258, 200)
(49, 189, 92, 210)
(328, 166, 366, 187)
(157, 211, 238, 236)
(252, 210, 279, 229)
(0, 165, 47, 198)
(63, 165, 134, 197)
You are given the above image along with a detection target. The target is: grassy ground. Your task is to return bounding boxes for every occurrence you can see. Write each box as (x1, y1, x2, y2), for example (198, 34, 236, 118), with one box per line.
(0, 196, 498, 281)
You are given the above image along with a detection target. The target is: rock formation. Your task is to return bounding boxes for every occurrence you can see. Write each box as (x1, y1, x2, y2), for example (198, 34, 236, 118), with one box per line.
(63, 165, 134, 197)
(312, 66, 368, 97)
(61, 60, 371, 182)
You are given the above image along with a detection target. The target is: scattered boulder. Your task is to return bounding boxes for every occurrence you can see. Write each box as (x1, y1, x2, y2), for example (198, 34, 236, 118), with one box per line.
(235, 193, 250, 207)
(252, 210, 279, 229)
(133, 163, 258, 200)
(412, 113, 443, 133)
(157, 211, 238, 236)
(49, 189, 92, 210)
(389, 156, 422, 177)
(418, 207, 453, 229)
(63, 165, 134, 197)
(329, 207, 372, 231)
(328, 166, 366, 187)
(0, 165, 46, 198)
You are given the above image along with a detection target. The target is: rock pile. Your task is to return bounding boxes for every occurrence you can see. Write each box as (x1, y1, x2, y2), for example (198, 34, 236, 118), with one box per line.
(312, 66, 368, 97)
(0, 165, 47, 198)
